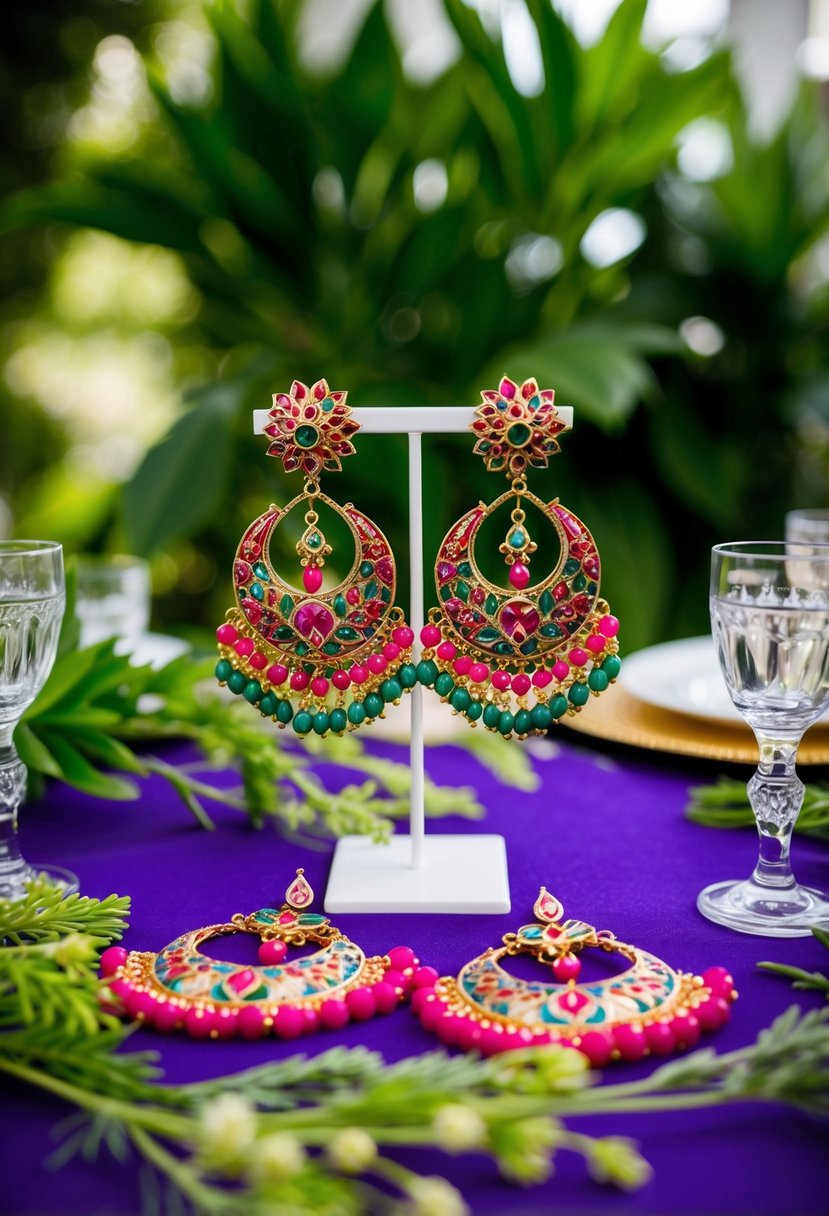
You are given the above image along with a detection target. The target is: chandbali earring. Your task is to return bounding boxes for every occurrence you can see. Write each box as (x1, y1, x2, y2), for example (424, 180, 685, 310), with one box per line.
(413, 888, 737, 1063)
(214, 379, 416, 736)
(100, 869, 434, 1040)
(417, 376, 620, 738)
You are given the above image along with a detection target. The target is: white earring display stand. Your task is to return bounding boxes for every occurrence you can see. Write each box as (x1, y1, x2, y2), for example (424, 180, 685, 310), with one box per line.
(252, 403, 572, 913)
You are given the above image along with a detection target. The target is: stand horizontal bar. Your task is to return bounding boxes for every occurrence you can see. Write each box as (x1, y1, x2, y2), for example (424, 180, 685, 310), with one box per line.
(253, 404, 573, 435)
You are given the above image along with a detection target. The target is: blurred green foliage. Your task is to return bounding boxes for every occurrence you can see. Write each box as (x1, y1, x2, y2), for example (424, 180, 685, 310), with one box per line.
(2, 0, 828, 652)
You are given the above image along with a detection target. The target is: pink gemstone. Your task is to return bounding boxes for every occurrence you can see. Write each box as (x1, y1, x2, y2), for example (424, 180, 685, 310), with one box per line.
(267, 664, 288, 686)
(290, 670, 310, 691)
(99, 946, 128, 977)
(376, 557, 394, 585)
(420, 625, 442, 647)
(367, 654, 387, 675)
(393, 626, 415, 647)
(313, 380, 326, 400)
(234, 560, 252, 586)
(303, 565, 323, 594)
(292, 381, 306, 400)
(552, 660, 569, 681)
(511, 673, 531, 695)
(444, 598, 463, 617)
(350, 664, 368, 684)
(294, 603, 334, 645)
(552, 955, 582, 982)
(286, 874, 312, 905)
(227, 968, 257, 996)
(278, 912, 295, 924)
(320, 999, 350, 1030)
(274, 1007, 304, 1039)
(499, 377, 516, 399)
(311, 676, 329, 696)
(437, 561, 457, 584)
(491, 670, 511, 691)
(332, 669, 350, 690)
(500, 602, 540, 642)
(469, 662, 489, 683)
(454, 655, 472, 675)
(242, 600, 262, 626)
(645, 1022, 676, 1055)
(216, 623, 238, 645)
(371, 981, 399, 1015)
(250, 651, 267, 670)
(598, 615, 619, 638)
(234, 637, 255, 657)
(258, 939, 288, 965)
(613, 1024, 648, 1061)
(586, 634, 605, 654)
(382, 642, 401, 661)
(568, 648, 588, 667)
(346, 586, 360, 604)
(346, 987, 377, 1022)
(532, 669, 552, 687)
(436, 641, 457, 661)
(509, 562, 530, 590)
(578, 1030, 613, 1067)
(387, 945, 418, 971)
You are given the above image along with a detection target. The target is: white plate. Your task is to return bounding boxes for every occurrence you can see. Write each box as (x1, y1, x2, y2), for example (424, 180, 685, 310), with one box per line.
(619, 635, 743, 725)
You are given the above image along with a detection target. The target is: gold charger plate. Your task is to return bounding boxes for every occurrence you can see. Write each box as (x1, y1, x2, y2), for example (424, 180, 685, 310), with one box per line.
(562, 686, 829, 766)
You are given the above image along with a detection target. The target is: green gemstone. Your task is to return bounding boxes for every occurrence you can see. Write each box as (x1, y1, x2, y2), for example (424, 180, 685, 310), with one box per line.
(455, 580, 469, 603)
(458, 561, 473, 578)
(564, 558, 580, 577)
(307, 533, 322, 549)
(509, 531, 525, 548)
(519, 639, 538, 655)
(380, 586, 391, 603)
(296, 424, 319, 449)
(569, 682, 589, 706)
(360, 561, 374, 577)
(587, 581, 597, 596)
(527, 394, 540, 410)
(259, 691, 278, 716)
(467, 699, 483, 721)
(381, 678, 402, 703)
(276, 700, 293, 724)
(333, 594, 347, 617)
(506, 422, 531, 447)
(293, 711, 313, 735)
(550, 695, 568, 719)
(312, 711, 329, 735)
(573, 572, 587, 591)
(227, 670, 246, 695)
(295, 641, 310, 656)
(250, 582, 264, 601)
(450, 688, 472, 713)
(321, 396, 335, 413)
(348, 701, 366, 726)
(531, 704, 552, 731)
(215, 659, 233, 683)
(440, 585, 453, 602)
(365, 580, 378, 599)
(540, 623, 562, 638)
(478, 627, 501, 643)
(364, 692, 384, 718)
(495, 641, 514, 656)
(276, 626, 294, 641)
(539, 589, 554, 615)
(335, 627, 359, 641)
(484, 594, 499, 616)
(243, 679, 263, 704)
(588, 669, 609, 692)
(416, 659, 438, 686)
(514, 709, 532, 735)
(483, 703, 502, 729)
(399, 663, 418, 688)
(253, 562, 270, 582)
(322, 642, 341, 655)
(602, 655, 621, 679)
(498, 710, 515, 736)
(435, 672, 455, 698)
(279, 594, 294, 615)
(329, 707, 347, 733)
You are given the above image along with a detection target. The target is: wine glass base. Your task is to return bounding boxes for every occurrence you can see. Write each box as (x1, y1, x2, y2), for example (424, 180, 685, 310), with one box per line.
(698, 878, 829, 937)
(0, 863, 79, 903)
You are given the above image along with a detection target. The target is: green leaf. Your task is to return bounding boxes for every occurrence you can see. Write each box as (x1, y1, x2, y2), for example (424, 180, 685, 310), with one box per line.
(60, 729, 146, 775)
(36, 731, 140, 801)
(13, 723, 63, 780)
(21, 646, 107, 720)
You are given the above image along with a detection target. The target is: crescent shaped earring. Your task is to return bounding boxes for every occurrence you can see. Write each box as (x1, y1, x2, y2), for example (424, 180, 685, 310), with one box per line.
(417, 376, 621, 738)
(214, 379, 417, 736)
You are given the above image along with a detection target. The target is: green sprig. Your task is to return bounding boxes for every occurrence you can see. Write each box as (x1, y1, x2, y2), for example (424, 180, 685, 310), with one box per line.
(686, 777, 829, 840)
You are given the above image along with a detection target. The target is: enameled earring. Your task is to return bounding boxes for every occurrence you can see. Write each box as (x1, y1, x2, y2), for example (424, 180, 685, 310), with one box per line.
(214, 380, 417, 736)
(417, 376, 621, 738)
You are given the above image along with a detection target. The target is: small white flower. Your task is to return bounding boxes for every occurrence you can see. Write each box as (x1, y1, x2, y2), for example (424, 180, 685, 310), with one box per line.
(327, 1127, 378, 1173)
(198, 1094, 256, 1172)
(432, 1105, 487, 1151)
(409, 1176, 469, 1216)
(251, 1132, 306, 1183)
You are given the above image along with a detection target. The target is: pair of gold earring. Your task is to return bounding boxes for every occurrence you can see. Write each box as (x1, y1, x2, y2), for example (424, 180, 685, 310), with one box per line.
(214, 376, 620, 739)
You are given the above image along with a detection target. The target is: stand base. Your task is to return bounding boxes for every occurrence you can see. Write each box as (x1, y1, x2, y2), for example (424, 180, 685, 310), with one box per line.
(325, 835, 510, 913)
(698, 877, 829, 937)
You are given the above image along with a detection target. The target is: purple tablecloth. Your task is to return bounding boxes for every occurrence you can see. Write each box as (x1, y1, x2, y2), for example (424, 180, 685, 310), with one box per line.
(3, 736, 828, 1215)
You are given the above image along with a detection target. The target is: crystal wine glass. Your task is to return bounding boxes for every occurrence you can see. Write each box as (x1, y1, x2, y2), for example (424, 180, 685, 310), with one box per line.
(700, 541, 829, 936)
(0, 540, 77, 901)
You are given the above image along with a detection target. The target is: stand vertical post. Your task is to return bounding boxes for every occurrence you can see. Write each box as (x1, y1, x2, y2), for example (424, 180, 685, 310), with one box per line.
(408, 431, 425, 870)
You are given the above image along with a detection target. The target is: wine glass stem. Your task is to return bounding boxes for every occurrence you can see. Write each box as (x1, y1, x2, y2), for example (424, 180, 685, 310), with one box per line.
(748, 734, 803, 891)
(0, 724, 32, 899)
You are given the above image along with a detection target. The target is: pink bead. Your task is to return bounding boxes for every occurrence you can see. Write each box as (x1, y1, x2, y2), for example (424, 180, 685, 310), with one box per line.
(274, 1006, 304, 1039)
(387, 946, 418, 972)
(613, 1024, 648, 1062)
(301, 1008, 320, 1035)
(184, 1007, 214, 1039)
(303, 565, 323, 593)
(671, 1013, 701, 1050)
(213, 1009, 238, 1039)
(382, 642, 400, 661)
(345, 987, 377, 1022)
(332, 668, 350, 690)
(511, 673, 531, 695)
(436, 641, 457, 661)
(393, 627, 415, 647)
(532, 669, 552, 688)
(436, 1013, 465, 1047)
(469, 662, 489, 683)
(419, 998, 448, 1032)
(107, 978, 131, 1007)
(410, 986, 436, 1014)
(456, 1018, 483, 1053)
(453, 655, 473, 675)
(250, 651, 267, 670)
(258, 939, 288, 965)
(216, 623, 238, 644)
(509, 562, 530, 590)
(552, 660, 569, 681)
(371, 981, 399, 1014)
(234, 637, 255, 657)
(701, 966, 735, 1000)
(479, 1027, 508, 1056)
(311, 676, 329, 697)
(598, 615, 619, 638)
(367, 654, 387, 675)
(238, 1006, 268, 1039)
(99, 946, 128, 977)
(267, 663, 288, 685)
(645, 1022, 676, 1055)
(420, 625, 441, 647)
(133, 992, 158, 1022)
(349, 664, 368, 685)
(383, 968, 410, 995)
(491, 670, 511, 691)
(151, 1001, 181, 1034)
(696, 996, 730, 1032)
(552, 955, 582, 983)
(320, 999, 350, 1030)
(412, 966, 440, 990)
(586, 634, 605, 654)
(568, 648, 588, 667)
(578, 1030, 613, 1067)
(290, 670, 310, 691)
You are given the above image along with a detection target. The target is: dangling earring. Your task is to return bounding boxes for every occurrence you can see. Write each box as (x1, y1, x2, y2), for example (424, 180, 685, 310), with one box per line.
(417, 376, 620, 738)
(214, 379, 416, 736)
(100, 869, 430, 1040)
